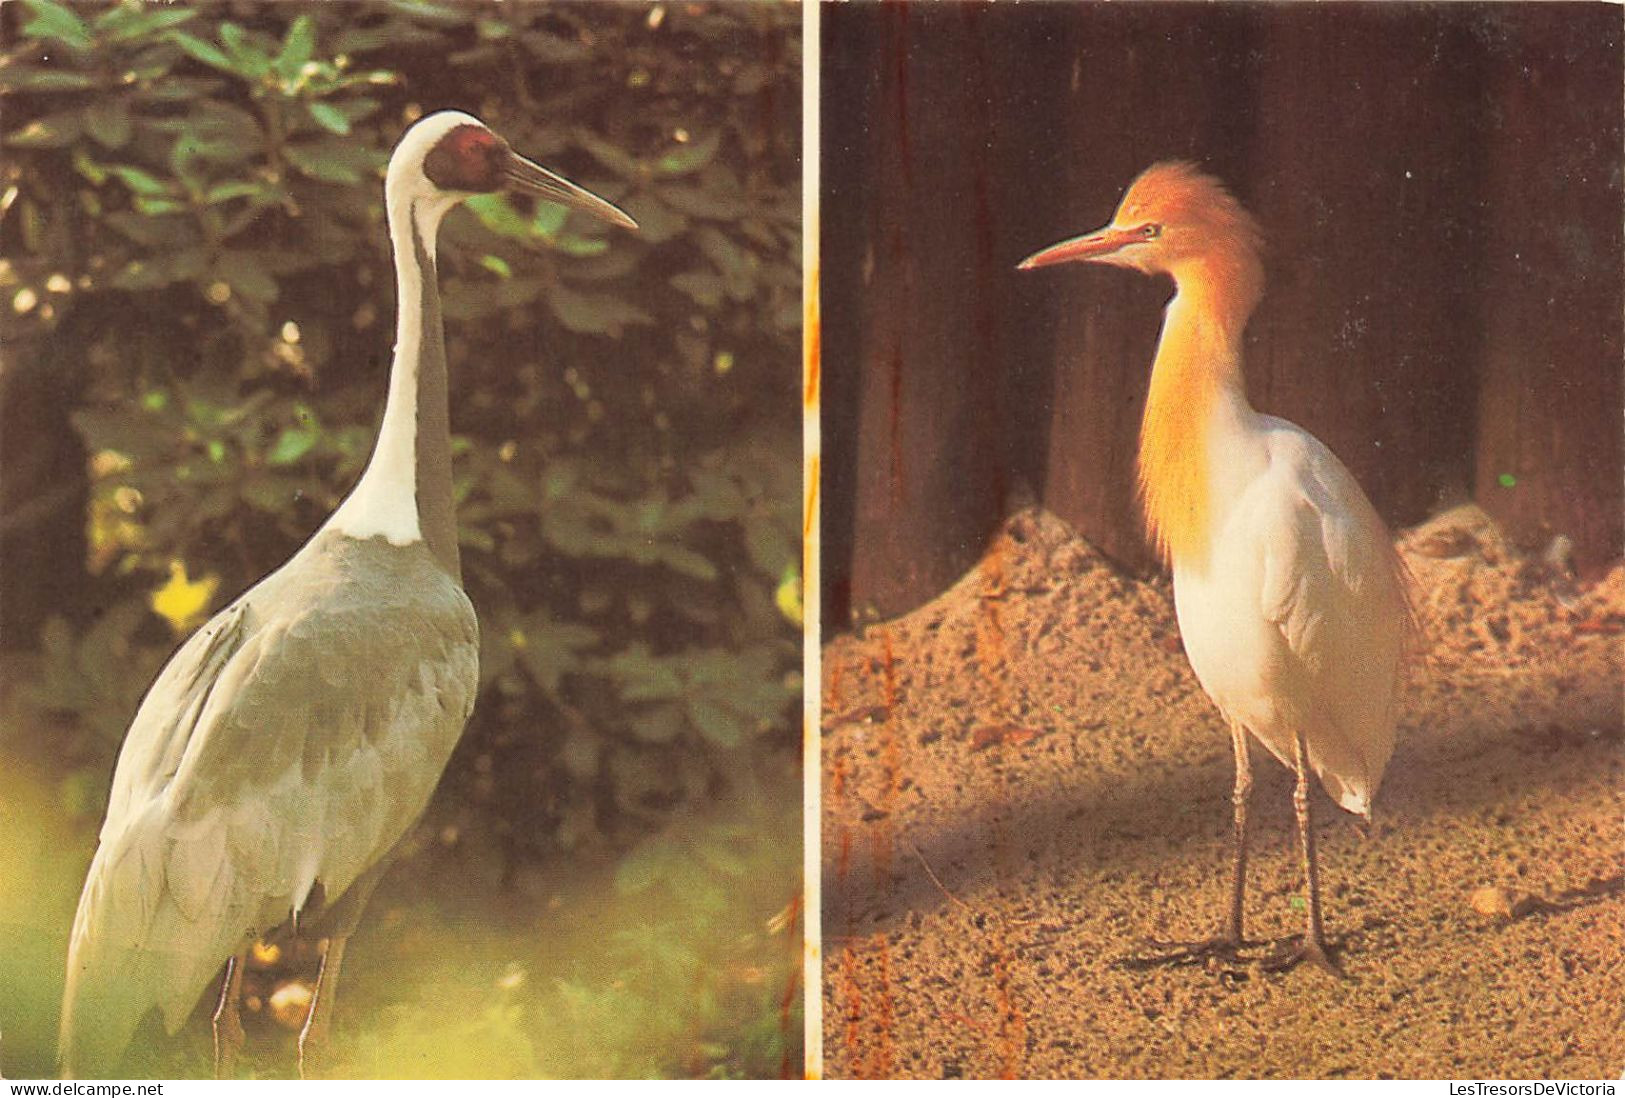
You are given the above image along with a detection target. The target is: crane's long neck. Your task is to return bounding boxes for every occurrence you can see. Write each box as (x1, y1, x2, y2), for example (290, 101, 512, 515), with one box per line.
(1138, 253, 1261, 570)
(325, 188, 461, 582)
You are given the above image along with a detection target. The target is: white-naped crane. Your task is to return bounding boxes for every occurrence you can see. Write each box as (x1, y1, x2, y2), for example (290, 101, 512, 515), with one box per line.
(59, 110, 637, 1079)
(1019, 162, 1410, 974)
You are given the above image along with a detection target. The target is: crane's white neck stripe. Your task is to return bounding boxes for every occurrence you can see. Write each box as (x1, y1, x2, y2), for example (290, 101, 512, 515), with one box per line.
(324, 190, 446, 548)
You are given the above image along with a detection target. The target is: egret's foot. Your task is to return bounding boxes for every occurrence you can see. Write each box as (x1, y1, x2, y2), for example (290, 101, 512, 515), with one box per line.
(1260, 934, 1344, 978)
(1118, 933, 1255, 971)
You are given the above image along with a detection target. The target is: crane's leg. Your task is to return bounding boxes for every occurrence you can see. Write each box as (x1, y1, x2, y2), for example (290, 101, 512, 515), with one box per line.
(1126, 720, 1254, 969)
(297, 935, 348, 1079)
(212, 949, 248, 1079)
(1263, 730, 1342, 977)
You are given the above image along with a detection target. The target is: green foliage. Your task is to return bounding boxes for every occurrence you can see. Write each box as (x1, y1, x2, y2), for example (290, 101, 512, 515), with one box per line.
(342, 783, 804, 1080)
(3, 0, 799, 890)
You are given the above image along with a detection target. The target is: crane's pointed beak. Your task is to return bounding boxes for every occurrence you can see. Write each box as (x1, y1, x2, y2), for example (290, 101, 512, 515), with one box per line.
(502, 152, 639, 231)
(1017, 224, 1136, 270)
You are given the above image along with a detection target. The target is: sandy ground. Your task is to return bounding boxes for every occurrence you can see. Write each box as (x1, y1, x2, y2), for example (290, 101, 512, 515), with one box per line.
(821, 506, 1623, 1079)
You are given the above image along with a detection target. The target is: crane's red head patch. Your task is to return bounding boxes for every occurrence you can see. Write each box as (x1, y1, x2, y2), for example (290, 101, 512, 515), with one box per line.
(423, 124, 509, 192)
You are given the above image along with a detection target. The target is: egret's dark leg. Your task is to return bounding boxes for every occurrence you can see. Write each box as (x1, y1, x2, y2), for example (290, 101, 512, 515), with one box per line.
(212, 949, 247, 1079)
(1122, 721, 1254, 969)
(297, 935, 349, 1079)
(1263, 730, 1342, 976)
(1222, 719, 1253, 946)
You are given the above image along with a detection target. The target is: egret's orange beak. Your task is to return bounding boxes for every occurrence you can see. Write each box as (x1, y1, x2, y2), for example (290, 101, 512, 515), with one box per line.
(1017, 225, 1138, 270)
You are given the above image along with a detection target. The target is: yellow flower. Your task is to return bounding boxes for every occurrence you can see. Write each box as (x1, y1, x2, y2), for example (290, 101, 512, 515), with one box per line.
(774, 563, 802, 629)
(150, 560, 218, 634)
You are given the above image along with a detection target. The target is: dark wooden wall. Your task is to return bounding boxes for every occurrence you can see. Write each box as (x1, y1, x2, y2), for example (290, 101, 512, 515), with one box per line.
(821, 3, 1623, 627)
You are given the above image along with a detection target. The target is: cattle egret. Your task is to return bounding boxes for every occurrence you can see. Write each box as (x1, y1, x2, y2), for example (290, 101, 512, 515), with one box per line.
(1019, 161, 1410, 974)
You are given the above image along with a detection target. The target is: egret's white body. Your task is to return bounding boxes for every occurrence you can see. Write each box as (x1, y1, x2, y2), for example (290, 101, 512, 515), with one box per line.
(1175, 405, 1405, 818)
(1021, 161, 1409, 970)
(60, 111, 636, 1077)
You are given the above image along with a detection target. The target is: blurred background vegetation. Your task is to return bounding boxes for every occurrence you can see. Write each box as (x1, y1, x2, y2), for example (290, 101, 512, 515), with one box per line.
(0, 0, 800, 1078)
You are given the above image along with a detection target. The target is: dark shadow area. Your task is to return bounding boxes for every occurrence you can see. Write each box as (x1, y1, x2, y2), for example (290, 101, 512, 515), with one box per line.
(823, 675, 1621, 940)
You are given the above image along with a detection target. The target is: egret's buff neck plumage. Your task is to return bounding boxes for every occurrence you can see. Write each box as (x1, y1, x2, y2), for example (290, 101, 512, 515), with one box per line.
(1129, 162, 1264, 568)
(323, 112, 472, 574)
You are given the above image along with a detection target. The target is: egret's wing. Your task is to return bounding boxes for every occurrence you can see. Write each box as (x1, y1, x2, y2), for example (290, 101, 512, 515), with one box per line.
(62, 542, 478, 1077)
(1256, 430, 1406, 816)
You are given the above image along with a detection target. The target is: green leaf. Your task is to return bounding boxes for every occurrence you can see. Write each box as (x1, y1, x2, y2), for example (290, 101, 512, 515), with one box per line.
(103, 210, 193, 247)
(464, 193, 533, 239)
(84, 98, 133, 149)
(614, 193, 687, 244)
(686, 698, 746, 748)
(660, 182, 745, 220)
(266, 425, 318, 466)
(551, 234, 608, 258)
(385, 0, 469, 25)
(97, 6, 196, 42)
(548, 286, 654, 337)
(669, 270, 725, 307)
(531, 202, 567, 238)
(285, 138, 379, 183)
(216, 23, 271, 78)
(240, 473, 305, 512)
(133, 195, 186, 216)
(520, 29, 589, 63)
(111, 248, 207, 290)
(161, 103, 265, 165)
(107, 165, 168, 196)
(212, 252, 279, 302)
(72, 150, 108, 185)
(132, 76, 224, 104)
(307, 101, 351, 135)
(657, 545, 718, 581)
(328, 27, 394, 53)
(479, 255, 512, 279)
(168, 30, 236, 73)
(202, 180, 267, 204)
(513, 618, 599, 694)
(21, 0, 91, 49)
(629, 705, 684, 744)
(0, 67, 97, 93)
(607, 646, 683, 702)
(744, 516, 792, 575)
(5, 111, 82, 148)
(654, 131, 722, 177)
(572, 129, 639, 177)
(614, 836, 677, 895)
(275, 15, 317, 78)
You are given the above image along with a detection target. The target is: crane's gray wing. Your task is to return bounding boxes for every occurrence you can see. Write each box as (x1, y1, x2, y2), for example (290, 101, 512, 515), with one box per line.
(61, 541, 477, 1076)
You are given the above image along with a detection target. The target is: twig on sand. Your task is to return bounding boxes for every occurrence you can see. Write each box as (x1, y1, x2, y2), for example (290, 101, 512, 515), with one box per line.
(905, 838, 974, 914)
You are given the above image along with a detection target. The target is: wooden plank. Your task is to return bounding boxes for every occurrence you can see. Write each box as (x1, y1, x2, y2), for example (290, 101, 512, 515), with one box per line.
(1245, 7, 1484, 534)
(1473, 5, 1624, 572)
(836, 5, 1081, 621)
(1037, 6, 1260, 575)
